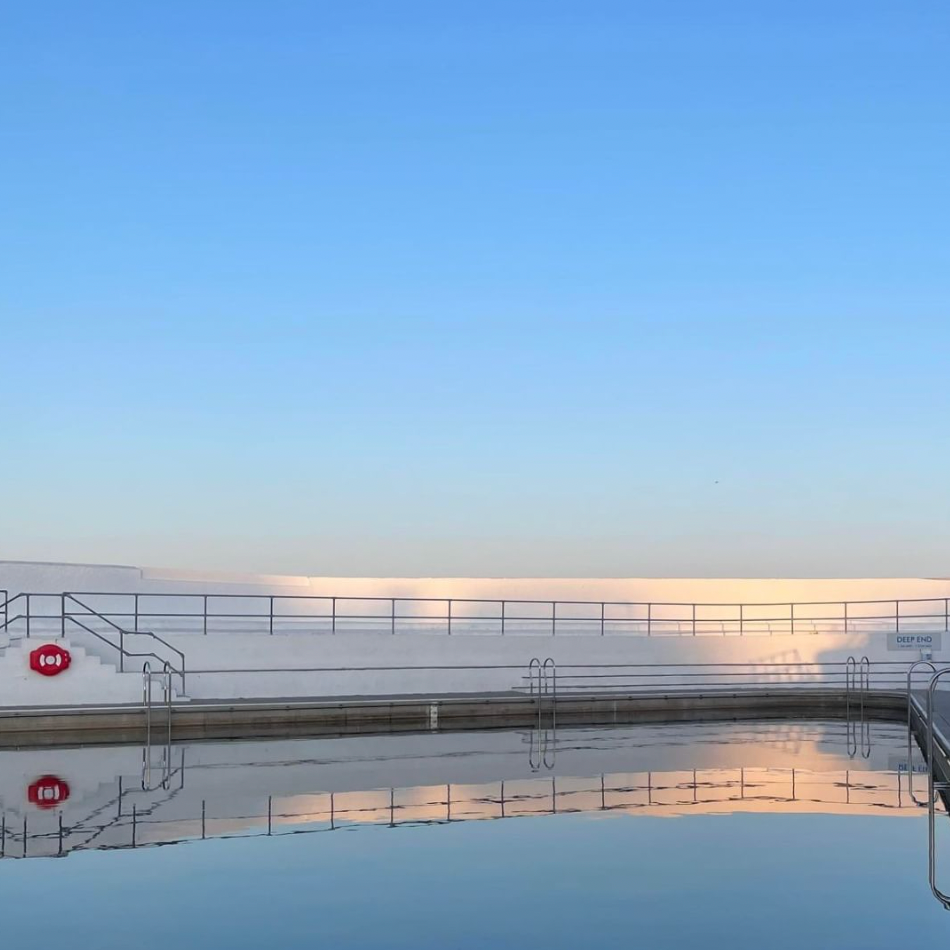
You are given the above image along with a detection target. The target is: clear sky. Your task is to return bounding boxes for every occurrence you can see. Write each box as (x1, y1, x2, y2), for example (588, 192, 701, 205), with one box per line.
(1, 1, 948, 577)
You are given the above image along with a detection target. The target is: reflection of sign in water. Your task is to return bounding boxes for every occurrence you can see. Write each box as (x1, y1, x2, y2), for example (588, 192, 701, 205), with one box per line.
(887, 755, 928, 774)
(887, 633, 942, 652)
(27, 776, 71, 809)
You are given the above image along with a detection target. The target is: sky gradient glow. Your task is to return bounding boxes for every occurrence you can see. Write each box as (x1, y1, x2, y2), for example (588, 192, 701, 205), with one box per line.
(1, 1, 948, 577)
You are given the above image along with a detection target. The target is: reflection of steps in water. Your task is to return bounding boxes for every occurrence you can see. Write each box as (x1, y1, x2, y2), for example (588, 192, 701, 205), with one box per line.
(0, 720, 937, 861)
(1, 764, 936, 860)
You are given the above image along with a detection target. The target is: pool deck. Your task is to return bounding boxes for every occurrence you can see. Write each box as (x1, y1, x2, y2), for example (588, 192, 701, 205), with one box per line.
(0, 687, 908, 748)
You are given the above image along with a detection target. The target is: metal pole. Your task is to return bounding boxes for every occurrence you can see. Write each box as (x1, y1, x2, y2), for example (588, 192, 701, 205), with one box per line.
(844, 602, 848, 634)
(332, 597, 336, 634)
(134, 593, 139, 632)
(647, 603, 652, 637)
(501, 600, 506, 636)
(601, 602, 605, 636)
(269, 596, 274, 636)
(896, 600, 900, 632)
(790, 603, 795, 635)
(60, 593, 65, 638)
(447, 600, 452, 636)
(25, 594, 30, 638)
(203, 594, 208, 636)
(739, 604, 744, 636)
(692, 603, 696, 637)
(552, 602, 556, 636)
(391, 598, 396, 635)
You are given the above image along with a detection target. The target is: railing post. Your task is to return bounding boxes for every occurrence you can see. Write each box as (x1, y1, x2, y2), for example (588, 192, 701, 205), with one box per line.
(119, 627, 124, 672)
(739, 604, 744, 636)
(332, 597, 336, 634)
(60, 593, 65, 639)
(203, 595, 208, 636)
(843, 602, 848, 634)
(790, 603, 795, 635)
(501, 600, 505, 636)
(692, 603, 696, 637)
(552, 602, 556, 636)
(896, 600, 900, 632)
(945, 598, 948, 633)
(447, 599, 452, 636)
(647, 603, 652, 637)
(269, 596, 274, 636)
(601, 602, 605, 637)
(391, 598, 396, 635)
(26, 594, 30, 638)
(134, 593, 139, 632)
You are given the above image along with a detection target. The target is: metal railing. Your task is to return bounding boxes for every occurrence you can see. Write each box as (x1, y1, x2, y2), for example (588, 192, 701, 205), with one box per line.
(927, 668, 950, 909)
(164, 658, 919, 703)
(906, 660, 940, 805)
(2, 760, 926, 861)
(63, 594, 186, 692)
(142, 662, 173, 791)
(0, 589, 932, 638)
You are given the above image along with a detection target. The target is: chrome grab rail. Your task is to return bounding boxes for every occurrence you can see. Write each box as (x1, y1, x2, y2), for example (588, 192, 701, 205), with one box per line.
(845, 656, 870, 758)
(142, 662, 173, 792)
(926, 669, 950, 909)
(907, 660, 937, 805)
(528, 658, 557, 771)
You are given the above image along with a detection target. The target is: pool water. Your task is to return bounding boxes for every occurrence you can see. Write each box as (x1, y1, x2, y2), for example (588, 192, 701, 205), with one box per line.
(1, 719, 947, 948)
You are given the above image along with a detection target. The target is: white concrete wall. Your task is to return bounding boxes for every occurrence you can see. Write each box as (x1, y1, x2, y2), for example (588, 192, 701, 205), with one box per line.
(2, 560, 948, 705)
(70, 627, 945, 701)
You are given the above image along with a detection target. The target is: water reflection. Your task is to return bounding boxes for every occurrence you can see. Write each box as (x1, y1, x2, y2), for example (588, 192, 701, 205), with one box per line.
(0, 719, 933, 860)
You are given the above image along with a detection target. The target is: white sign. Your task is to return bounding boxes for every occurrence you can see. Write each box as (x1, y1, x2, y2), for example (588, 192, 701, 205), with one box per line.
(887, 632, 942, 652)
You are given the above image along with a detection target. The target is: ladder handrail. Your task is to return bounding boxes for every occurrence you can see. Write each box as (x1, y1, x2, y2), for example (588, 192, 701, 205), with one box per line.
(142, 662, 173, 792)
(907, 660, 937, 806)
(927, 668, 950, 909)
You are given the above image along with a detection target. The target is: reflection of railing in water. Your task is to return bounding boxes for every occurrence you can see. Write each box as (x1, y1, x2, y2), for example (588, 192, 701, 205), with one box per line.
(0, 761, 934, 860)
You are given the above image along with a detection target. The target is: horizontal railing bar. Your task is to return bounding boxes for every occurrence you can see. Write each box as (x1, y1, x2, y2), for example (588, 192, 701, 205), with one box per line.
(60, 590, 950, 608)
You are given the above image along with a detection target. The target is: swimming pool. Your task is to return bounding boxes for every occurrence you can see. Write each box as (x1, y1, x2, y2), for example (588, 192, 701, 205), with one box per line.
(1, 719, 946, 948)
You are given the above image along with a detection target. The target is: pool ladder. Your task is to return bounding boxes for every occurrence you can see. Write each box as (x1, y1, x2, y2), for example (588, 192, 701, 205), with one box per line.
(845, 656, 870, 759)
(925, 668, 950, 910)
(528, 658, 556, 771)
(142, 661, 174, 791)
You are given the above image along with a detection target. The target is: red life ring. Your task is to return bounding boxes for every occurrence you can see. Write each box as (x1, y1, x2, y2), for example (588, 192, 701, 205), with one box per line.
(29, 644, 72, 676)
(28, 776, 71, 809)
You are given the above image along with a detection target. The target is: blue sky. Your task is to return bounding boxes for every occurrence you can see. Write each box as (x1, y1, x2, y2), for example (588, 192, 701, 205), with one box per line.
(1, 1, 948, 576)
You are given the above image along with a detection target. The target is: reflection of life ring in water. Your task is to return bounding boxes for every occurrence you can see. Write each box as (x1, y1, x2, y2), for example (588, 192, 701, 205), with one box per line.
(29, 644, 72, 676)
(28, 776, 71, 809)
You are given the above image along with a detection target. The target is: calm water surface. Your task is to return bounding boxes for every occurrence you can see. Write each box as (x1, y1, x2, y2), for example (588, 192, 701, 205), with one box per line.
(1, 719, 947, 948)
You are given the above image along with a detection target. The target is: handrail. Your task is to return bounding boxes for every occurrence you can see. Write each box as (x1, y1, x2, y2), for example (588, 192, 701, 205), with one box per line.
(844, 656, 871, 759)
(48, 588, 950, 638)
(1, 588, 947, 638)
(64, 614, 185, 693)
(907, 660, 937, 806)
(142, 662, 173, 792)
(927, 668, 950, 910)
(528, 658, 556, 771)
(63, 594, 185, 690)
